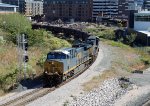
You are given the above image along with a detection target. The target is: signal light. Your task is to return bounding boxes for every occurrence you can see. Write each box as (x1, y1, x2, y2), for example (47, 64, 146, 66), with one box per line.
(23, 55, 29, 62)
(24, 42, 28, 51)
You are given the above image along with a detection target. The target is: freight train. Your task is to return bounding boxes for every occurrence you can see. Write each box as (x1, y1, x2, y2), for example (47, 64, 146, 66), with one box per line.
(43, 36, 99, 86)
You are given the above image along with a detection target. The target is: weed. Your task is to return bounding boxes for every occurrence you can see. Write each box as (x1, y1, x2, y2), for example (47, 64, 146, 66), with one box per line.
(82, 70, 118, 92)
(63, 100, 69, 106)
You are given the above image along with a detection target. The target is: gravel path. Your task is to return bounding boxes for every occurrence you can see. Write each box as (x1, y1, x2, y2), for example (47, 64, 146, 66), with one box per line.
(114, 68, 150, 106)
(27, 42, 113, 106)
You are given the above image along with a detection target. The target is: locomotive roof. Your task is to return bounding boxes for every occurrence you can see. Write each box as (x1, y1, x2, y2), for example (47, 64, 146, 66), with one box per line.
(53, 48, 75, 55)
(54, 49, 70, 55)
(87, 36, 98, 39)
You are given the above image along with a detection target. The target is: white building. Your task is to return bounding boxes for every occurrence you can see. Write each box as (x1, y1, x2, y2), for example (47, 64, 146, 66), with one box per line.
(134, 11, 150, 31)
(134, 11, 150, 40)
(0, 3, 18, 14)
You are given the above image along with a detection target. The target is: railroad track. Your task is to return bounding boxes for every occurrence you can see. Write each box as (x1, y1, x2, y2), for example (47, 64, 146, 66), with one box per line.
(0, 88, 54, 106)
(0, 60, 95, 106)
(0, 24, 99, 106)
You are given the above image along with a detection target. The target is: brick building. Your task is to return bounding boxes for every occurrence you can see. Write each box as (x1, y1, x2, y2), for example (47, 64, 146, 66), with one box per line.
(44, 0, 93, 22)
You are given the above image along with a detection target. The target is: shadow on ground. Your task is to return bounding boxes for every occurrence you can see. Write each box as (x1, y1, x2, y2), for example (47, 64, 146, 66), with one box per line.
(13, 75, 43, 92)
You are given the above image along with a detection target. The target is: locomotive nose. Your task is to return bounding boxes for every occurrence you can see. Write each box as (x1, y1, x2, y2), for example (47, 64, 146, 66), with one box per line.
(43, 60, 64, 86)
(44, 60, 64, 75)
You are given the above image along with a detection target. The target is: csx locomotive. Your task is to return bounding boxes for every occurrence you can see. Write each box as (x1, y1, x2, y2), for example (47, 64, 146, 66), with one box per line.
(43, 36, 99, 86)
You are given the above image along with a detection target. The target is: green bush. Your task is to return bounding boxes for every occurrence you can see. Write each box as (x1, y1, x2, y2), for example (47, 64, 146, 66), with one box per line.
(124, 33, 137, 45)
(0, 13, 31, 44)
(97, 29, 115, 40)
(85, 27, 115, 40)
(0, 69, 18, 92)
(140, 56, 150, 65)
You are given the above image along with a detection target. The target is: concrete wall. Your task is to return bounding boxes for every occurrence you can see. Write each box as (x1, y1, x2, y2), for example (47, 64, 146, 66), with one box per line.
(134, 21, 150, 31)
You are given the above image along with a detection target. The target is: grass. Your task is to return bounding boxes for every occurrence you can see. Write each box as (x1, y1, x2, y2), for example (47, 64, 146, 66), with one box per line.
(83, 39, 150, 92)
(63, 100, 69, 106)
(82, 70, 118, 92)
(105, 40, 150, 71)
(0, 43, 17, 76)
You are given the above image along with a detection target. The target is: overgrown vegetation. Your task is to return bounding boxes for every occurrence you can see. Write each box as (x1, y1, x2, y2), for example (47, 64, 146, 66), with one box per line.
(0, 13, 31, 44)
(85, 25, 137, 46)
(104, 40, 150, 71)
(85, 24, 150, 67)
(85, 25, 115, 40)
(83, 70, 118, 92)
(0, 13, 71, 94)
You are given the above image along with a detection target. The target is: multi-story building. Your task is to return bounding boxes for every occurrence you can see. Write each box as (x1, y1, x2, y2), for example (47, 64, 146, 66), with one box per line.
(25, 0, 43, 16)
(118, 0, 139, 28)
(44, 0, 93, 22)
(92, 0, 118, 21)
(143, 0, 150, 10)
(136, 0, 144, 6)
(1, 0, 43, 16)
(118, 0, 136, 19)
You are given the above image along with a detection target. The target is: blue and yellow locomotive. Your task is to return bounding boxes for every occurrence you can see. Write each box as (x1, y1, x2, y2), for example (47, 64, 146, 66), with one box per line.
(43, 36, 99, 86)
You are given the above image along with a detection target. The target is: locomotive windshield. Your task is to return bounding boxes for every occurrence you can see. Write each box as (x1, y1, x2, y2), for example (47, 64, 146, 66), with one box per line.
(47, 52, 68, 59)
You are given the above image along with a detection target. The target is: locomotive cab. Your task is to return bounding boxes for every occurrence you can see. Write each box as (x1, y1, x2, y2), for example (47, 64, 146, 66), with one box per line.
(43, 50, 69, 86)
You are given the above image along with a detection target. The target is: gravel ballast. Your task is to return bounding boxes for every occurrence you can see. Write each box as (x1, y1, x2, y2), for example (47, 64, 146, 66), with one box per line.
(69, 78, 127, 106)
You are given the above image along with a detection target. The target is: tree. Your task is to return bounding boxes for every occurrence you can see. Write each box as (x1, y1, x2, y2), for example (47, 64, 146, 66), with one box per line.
(0, 13, 31, 43)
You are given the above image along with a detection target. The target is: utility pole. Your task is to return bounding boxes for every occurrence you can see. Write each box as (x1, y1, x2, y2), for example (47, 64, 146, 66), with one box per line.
(22, 34, 28, 79)
(17, 34, 29, 82)
(17, 34, 22, 82)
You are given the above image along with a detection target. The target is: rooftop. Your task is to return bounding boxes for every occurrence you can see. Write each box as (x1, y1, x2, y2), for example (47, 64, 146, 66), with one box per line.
(135, 11, 150, 16)
(138, 30, 150, 37)
(0, 3, 18, 8)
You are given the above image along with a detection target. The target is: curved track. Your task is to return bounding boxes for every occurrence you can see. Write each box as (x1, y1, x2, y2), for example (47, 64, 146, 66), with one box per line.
(1, 24, 98, 106)
(1, 60, 94, 106)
